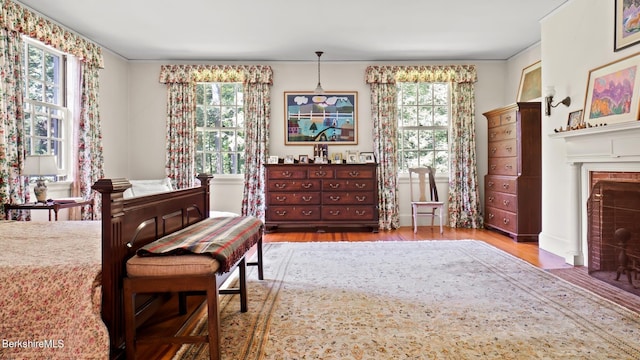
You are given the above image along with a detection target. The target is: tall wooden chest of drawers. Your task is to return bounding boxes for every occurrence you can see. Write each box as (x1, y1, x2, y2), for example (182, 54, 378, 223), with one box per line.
(483, 102, 541, 242)
(264, 163, 379, 232)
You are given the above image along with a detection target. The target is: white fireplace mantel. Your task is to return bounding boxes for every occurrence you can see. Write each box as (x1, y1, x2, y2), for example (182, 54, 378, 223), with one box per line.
(548, 121, 640, 266)
(549, 121, 640, 163)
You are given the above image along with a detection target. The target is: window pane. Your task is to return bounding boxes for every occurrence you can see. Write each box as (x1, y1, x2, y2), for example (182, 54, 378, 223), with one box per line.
(433, 84, 449, 105)
(28, 81, 43, 101)
(221, 106, 235, 127)
(418, 106, 432, 126)
(417, 83, 432, 104)
(434, 130, 448, 150)
(27, 45, 43, 80)
(418, 130, 433, 150)
(195, 105, 205, 127)
(403, 129, 418, 150)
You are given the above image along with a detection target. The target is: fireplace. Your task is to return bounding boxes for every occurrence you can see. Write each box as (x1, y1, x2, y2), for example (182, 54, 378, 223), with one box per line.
(587, 179, 640, 296)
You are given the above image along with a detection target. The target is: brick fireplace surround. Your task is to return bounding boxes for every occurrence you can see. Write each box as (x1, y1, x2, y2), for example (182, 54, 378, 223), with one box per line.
(552, 121, 640, 295)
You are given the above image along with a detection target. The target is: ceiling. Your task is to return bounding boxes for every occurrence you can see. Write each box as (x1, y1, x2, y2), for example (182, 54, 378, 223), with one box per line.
(15, 0, 568, 62)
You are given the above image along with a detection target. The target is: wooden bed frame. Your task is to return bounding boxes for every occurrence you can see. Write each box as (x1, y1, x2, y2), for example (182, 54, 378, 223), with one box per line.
(93, 174, 216, 359)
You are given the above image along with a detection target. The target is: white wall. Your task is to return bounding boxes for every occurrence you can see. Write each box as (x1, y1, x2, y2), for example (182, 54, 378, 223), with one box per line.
(104, 60, 505, 219)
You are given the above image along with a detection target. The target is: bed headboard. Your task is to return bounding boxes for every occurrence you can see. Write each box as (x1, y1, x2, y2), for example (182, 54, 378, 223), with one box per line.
(92, 174, 213, 359)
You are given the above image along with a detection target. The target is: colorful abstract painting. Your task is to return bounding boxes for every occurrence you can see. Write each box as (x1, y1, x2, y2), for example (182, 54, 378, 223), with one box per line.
(616, 0, 640, 51)
(588, 66, 636, 119)
(284, 92, 358, 145)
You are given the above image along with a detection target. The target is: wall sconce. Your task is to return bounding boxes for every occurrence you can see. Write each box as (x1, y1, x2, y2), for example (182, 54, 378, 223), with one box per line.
(545, 86, 571, 116)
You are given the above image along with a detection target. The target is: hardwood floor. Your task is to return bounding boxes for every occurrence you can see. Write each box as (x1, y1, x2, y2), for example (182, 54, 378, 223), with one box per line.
(135, 226, 572, 359)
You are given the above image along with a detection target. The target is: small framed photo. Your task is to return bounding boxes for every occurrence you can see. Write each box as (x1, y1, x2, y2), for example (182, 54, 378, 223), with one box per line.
(346, 150, 359, 164)
(314, 156, 325, 164)
(359, 152, 375, 163)
(284, 155, 295, 164)
(331, 152, 343, 164)
(567, 110, 584, 129)
(299, 155, 309, 164)
(267, 155, 279, 164)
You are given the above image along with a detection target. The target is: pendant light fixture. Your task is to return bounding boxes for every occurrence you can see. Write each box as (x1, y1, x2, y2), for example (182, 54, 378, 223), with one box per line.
(314, 51, 324, 95)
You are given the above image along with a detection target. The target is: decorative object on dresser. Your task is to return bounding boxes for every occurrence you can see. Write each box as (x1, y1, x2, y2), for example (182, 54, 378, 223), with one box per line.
(483, 102, 541, 242)
(264, 163, 379, 232)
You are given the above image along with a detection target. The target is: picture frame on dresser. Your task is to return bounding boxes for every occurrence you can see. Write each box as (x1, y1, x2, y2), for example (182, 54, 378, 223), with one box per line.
(284, 91, 358, 145)
(583, 52, 640, 124)
(615, 0, 640, 51)
(516, 61, 542, 102)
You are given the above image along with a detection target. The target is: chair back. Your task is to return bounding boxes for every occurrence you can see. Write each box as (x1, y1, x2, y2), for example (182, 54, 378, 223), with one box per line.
(408, 167, 439, 202)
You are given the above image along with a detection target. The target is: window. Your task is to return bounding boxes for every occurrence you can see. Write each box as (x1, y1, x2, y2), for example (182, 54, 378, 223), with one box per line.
(397, 82, 450, 174)
(23, 38, 68, 180)
(195, 83, 245, 175)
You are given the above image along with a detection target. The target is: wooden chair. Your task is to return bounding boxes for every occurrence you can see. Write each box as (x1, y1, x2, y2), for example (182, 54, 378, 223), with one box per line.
(409, 167, 444, 234)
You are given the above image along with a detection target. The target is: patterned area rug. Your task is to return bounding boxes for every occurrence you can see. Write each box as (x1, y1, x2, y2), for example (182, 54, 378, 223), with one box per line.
(174, 240, 640, 359)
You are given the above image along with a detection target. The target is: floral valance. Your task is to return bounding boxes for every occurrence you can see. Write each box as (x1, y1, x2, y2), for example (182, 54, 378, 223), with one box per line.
(365, 65, 477, 84)
(0, 0, 103, 68)
(159, 65, 273, 84)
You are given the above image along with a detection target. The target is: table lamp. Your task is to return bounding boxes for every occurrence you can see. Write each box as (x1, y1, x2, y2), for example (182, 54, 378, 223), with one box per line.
(23, 155, 58, 203)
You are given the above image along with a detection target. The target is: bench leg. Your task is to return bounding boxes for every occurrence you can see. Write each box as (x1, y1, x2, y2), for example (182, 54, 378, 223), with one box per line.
(206, 277, 221, 360)
(123, 278, 137, 360)
(246, 237, 264, 280)
(239, 258, 248, 312)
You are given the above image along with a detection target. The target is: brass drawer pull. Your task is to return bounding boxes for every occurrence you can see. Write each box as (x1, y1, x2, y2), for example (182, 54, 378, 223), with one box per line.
(503, 218, 510, 225)
(301, 210, 313, 216)
(330, 196, 341, 201)
(502, 183, 509, 189)
(355, 210, 366, 216)
(491, 147, 497, 154)
(355, 196, 366, 202)
(505, 146, 513, 152)
(503, 200, 510, 206)
(349, 171, 360, 177)
(315, 171, 327, 176)
(329, 210, 340, 216)
(276, 196, 287, 202)
(275, 210, 287, 216)
(302, 183, 313, 189)
(275, 183, 286, 189)
(302, 196, 313, 202)
(505, 165, 512, 169)
(355, 183, 366, 189)
(329, 183, 340, 189)
(281, 171, 292, 177)
(488, 213, 495, 219)
(488, 181, 494, 188)
(488, 196, 494, 202)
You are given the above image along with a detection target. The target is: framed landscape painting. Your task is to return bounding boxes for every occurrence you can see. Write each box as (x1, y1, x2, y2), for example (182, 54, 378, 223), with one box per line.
(583, 52, 640, 124)
(284, 91, 358, 145)
(517, 61, 542, 102)
(615, 0, 640, 51)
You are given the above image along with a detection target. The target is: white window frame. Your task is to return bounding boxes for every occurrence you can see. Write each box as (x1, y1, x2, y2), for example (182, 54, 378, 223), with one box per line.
(396, 81, 451, 176)
(22, 37, 70, 181)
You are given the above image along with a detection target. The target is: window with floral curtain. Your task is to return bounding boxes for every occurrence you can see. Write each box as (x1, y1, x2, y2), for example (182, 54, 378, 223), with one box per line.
(365, 65, 483, 230)
(159, 65, 272, 220)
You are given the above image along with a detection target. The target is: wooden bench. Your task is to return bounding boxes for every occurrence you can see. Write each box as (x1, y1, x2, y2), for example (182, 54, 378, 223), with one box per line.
(92, 175, 263, 360)
(123, 216, 263, 360)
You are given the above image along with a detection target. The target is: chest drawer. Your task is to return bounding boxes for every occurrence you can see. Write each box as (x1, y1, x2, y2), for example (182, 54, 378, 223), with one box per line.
(485, 206, 517, 234)
(485, 175, 517, 195)
(322, 192, 375, 205)
(266, 205, 321, 221)
(489, 139, 517, 158)
(267, 180, 320, 192)
(321, 205, 377, 220)
(335, 167, 376, 179)
(323, 179, 375, 192)
(488, 157, 518, 176)
(267, 167, 307, 179)
(308, 167, 335, 179)
(268, 192, 321, 205)
(485, 190, 517, 212)
(488, 123, 516, 142)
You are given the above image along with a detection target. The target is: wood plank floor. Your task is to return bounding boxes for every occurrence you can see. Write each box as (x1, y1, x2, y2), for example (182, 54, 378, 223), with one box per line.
(135, 226, 572, 359)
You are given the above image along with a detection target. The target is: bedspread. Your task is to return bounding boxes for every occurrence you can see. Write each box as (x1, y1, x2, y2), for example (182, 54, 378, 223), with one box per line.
(0, 220, 108, 360)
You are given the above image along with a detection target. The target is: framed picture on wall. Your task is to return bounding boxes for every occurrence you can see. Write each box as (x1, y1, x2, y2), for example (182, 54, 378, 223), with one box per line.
(284, 91, 358, 145)
(516, 61, 542, 102)
(583, 52, 640, 124)
(615, 0, 640, 51)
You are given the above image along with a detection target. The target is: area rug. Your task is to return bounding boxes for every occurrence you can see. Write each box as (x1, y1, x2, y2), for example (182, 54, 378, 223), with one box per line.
(174, 240, 640, 359)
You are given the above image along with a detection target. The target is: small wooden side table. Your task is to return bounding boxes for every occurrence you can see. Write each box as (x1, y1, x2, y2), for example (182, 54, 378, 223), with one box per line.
(4, 198, 94, 221)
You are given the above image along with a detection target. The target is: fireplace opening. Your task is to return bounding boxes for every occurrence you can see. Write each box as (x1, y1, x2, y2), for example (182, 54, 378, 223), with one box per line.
(587, 180, 640, 297)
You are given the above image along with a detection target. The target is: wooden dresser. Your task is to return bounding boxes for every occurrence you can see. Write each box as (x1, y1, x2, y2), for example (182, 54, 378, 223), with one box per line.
(483, 102, 541, 242)
(264, 163, 379, 232)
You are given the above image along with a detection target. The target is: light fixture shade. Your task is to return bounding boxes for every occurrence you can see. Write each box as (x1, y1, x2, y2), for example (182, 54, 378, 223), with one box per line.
(314, 51, 324, 95)
(23, 155, 58, 176)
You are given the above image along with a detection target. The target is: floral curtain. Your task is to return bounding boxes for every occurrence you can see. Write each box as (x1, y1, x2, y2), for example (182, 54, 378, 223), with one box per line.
(0, 26, 29, 220)
(159, 65, 272, 219)
(365, 65, 483, 229)
(1, 0, 104, 220)
(164, 82, 196, 189)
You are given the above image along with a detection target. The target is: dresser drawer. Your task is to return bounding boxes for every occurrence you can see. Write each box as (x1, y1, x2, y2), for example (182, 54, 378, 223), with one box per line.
(485, 175, 517, 195)
(485, 206, 517, 234)
(488, 123, 516, 142)
(485, 190, 517, 212)
(500, 110, 517, 125)
(488, 138, 517, 158)
(266, 206, 321, 221)
(268, 192, 321, 205)
(267, 180, 321, 192)
(487, 114, 501, 128)
(488, 157, 518, 176)
(335, 167, 376, 179)
(323, 179, 375, 192)
(308, 167, 335, 179)
(322, 191, 375, 205)
(267, 166, 307, 179)
(321, 206, 377, 220)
